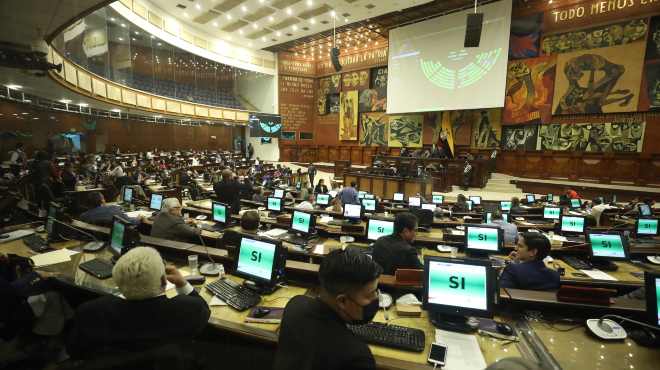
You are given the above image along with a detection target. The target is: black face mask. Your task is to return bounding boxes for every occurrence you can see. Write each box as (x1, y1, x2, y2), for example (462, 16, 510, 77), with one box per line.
(347, 297, 380, 325)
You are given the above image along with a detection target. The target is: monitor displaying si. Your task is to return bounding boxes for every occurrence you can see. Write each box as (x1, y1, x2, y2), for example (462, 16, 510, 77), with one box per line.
(432, 194, 444, 204)
(570, 198, 581, 209)
(316, 193, 330, 206)
(466, 200, 473, 211)
(560, 215, 585, 234)
(423, 257, 495, 321)
(464, 225, 502, 253)
(344, 203, 362, 220)
(361, 198, 377, 212)
(149, 194, 163, 211)
(422, 203, 436, 211)
(484, 212, 493, 224)
(639, 204, 652, 217)
(109, 217, 127, 255)
(212, 201, 228, 224)
(469, 196, 481, 205)
(547, 193, 554, 202)
(235, 236, 281, 284)
(543, 207, 561, 220)
(393, 193, 404, 202)
(644, 272, 660, 328)
(500, 201, 511, 211)
(267, 197, 282, 212)
(358, 191, 367, 199)
(273, 189, 284, 199)
(290, 210, 314, 235)
(364, 193, 375, 200)
(526, 194, 535, 203)
(122, 187, 133, 203)
(367, 219, 394, 241)
(409, 196, 421, 208)
(588, 232, 628, 260)
(636, 218, 659, 237)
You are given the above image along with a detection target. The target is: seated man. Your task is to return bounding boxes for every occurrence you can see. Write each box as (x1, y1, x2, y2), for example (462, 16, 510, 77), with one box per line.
(487, 211, 518, 245)
(509, 197, 526, 214)
(80, 192, 141, 226)
(239, 210, 260, 233)
(151, 198, 201, 242)
(590, 197, 613, 226)
(66, 247, 210, 360)
(372, 212, 423, 275)
(450, 194, 469, 213)
(275, 249, 381, 370)
(296, 193, 315, 211)
(314, 179, 329, 194)
(499, 232, 560, 291)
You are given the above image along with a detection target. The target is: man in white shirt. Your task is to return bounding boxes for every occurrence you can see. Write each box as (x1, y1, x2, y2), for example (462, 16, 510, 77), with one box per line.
(487, 211, 519, 245)
(109, 162, 125, 178)
(590, 198, 613, 226)
(8, 143, 25, 165)
(296, 193, 315, 211)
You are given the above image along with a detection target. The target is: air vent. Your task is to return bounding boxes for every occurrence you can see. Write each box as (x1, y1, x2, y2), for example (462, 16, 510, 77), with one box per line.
(342, 13, 350, 17)
(272, 0, 303, 10)
(286, 33, 292, 36)
(222, 20, 249, 32)
(320, 20, 329, 24)
(213, 0, 243, 13)
(271, 17, 300, 30)
(302, 26, 309, 31)
(365, 4, 376, 9)
(176, 4, 187, 9)
(298, 5, 333, 19)
(245, 7, 277, 22)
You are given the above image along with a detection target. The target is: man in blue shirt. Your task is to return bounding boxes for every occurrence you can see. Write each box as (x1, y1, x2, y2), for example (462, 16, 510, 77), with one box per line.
(487, 211, 518, 245)
(338, 181, 359, 206)
(499, 232, 560, 291)
(80, 192, 142, 226)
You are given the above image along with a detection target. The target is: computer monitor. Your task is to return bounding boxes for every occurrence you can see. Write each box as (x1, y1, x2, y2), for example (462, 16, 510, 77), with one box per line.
(364, 193, 375, 200)
(560, 215, 585, 234)
(122, 187, 133, 204)
(290, 210, 315, 236)
(644, 271, 660, 328)
(464, 225, 503, 254)
(500, 201, 511, 212)
(432, 194, 444, 204)
(235, 236, 285, 288)
(502, 213, 509, 223)
(149, 193, 163, 211)
(570, 198, 581, 209)
(423, 256, 495, 332)
(328, 190, 338, 198)
(588, 232, 629, 270)
(526, 194, 536, 203)
(46, 202, 63, 241)
(543, 206, 561, 220)
(421, 203, 436, 211)
(393, 192, 404, 202)
(109, 216, 128, 256)
(267, 197, 282, 212)
(483, 212, 493, 224)
(344, 203, 362, 221)
(358, 191, 367, 199)
(547, 193, 554, 203)
(367, 219, 394, 241)
(316, 193, 331, 206)
(361, 198, 377, 212)
(469, 196, 481, 205)
(636, 218, 659, 237)
(408, 196, 421, 208)
(639, 204, 653, 217)
(466, 200, 473, 211)
(273, 189, 284, 198)
(212, 201, 229, 224)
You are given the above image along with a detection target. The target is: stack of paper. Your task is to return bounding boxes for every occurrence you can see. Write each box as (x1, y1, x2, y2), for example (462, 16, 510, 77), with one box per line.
(30, 249, 79, 267)
(435, 329, 487, 370)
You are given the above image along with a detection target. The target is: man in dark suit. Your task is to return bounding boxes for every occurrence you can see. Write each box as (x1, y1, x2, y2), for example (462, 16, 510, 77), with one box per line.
(151, 198, 201, 242)
(275, 249, 381, 370)
(499, 232, 560, 291)
(66, 247, 210, 360)
(372, 212, 423, 275)
(307, 163, 317, 189)
(213, 169, 249, 214)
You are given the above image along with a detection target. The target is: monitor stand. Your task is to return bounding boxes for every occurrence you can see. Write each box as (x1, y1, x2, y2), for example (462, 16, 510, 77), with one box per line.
(243, 279, 279, 295)
(591, 260, 618, 271)
(430, 311, 475, 333)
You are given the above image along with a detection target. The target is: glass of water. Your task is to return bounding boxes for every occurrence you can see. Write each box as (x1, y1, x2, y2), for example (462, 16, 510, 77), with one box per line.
(188, 255, 199, 274)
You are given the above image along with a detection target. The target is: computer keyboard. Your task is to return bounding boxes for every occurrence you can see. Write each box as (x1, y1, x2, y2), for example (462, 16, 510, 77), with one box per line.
(22, 234, 49, 252)
(562, 256, 592, 270)
(328, 220, 351, 226)
(199, 223, 224, 232)
(280, 234, 309, 246)
(347, 322, 426, 352)
(205, 278, 261, 311)
(79, 259, 114, 279)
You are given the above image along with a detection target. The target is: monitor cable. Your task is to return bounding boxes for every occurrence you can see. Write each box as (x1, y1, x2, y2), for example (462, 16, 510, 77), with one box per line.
(49, 218, 105, 252)
(197, 233, 223, 276)
(598, 314, 660, 332)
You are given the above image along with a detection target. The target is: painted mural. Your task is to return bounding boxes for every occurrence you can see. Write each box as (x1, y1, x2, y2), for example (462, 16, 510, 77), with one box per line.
(504, 55, 556, 124)
(536, 121, 645, 152)
(359, 113, 389, 146)
(388, 115, 423, 148)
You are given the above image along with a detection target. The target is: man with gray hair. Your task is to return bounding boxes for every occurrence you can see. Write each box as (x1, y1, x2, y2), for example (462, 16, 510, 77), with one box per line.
(151, 198, 201, 242)
(66, 247, 210, 359)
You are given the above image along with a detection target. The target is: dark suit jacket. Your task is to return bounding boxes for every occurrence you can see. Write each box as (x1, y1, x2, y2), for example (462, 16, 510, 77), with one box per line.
(66, 290, 210, 359)
(151, 212, 200, 242)
(372, 235, 423, 275)
(274, 295, 375, 370)
(314, 184, 328, 194)
(499, 260, 560, 291)
(213, 180, 246, 213)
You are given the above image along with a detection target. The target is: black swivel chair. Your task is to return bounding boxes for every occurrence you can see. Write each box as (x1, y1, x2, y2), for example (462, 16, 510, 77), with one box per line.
(411, 209, 434, 232)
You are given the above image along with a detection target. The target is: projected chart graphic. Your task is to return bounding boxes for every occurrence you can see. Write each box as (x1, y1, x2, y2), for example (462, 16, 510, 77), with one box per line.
(420, 48, 502, 90)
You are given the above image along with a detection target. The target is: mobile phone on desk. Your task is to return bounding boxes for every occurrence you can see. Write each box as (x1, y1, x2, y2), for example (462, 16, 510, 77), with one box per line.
(427, 342, 448, 367)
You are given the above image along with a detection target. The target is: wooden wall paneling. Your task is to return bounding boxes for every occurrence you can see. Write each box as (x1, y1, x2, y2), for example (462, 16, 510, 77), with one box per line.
(318, 146, 329, 163)
(358, 177, 371, 193)
(328, 148, 339, 163)
(350, 146, 362, 164)
(609, 157, 640, 185)
(340, 147, 351, 162)
(372, 178, 385, 198)
(345, 175, 357, 188)
(544, 154, 573, 180)
(522, 154, 543, 178)
(639, 156, 660, 186)
(577, 156, 607, 183)
(404, 182, 422, 198)
(385, 179, 400, 199)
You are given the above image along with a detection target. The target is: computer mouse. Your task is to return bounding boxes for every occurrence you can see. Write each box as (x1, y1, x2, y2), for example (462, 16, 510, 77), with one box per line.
(629, 327, 659, 347)
(253, 307, 271, 318)
(0, 234, 9, 239)
(496, 323, 514, 336)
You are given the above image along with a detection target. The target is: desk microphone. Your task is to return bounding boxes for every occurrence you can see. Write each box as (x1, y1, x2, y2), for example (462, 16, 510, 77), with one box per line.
(197, 234, 223, 276)
(48, 218, 106, 251)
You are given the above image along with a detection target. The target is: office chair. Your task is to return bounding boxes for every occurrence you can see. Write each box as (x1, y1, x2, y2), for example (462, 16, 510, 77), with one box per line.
(61, 344, 187, 370)
(411, 209, 434, 232)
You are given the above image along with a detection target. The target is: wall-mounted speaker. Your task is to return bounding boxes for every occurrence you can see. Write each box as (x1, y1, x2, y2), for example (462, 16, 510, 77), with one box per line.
(331, 47, 342, 72)
(464, 13, 484, 48)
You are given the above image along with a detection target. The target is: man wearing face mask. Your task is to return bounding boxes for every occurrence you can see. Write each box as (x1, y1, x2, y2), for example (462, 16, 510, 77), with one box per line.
(274, 249, 382, 370)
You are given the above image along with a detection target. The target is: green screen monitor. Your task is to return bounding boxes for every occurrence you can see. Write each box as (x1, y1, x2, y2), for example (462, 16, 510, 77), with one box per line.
(290, 210, 315, 235)
(344, 203, 362, 220)
(273, 189, 284, 198)
(361, 198, 377, 212)
(644, 272, 660, 328)
(500, 201, 511, 212)
(543, 206, 561, 220)
(466, 200, 473, 211)
(212, 201, 228, 224)
(547, 193, 554, 203)
(560, 215, 585, 234)
(639, 204, 653, 217)
(364, 193, 375, 200)
(422, 203, 436, 211)
(526, 194, 535, 203)
(358, 191, 367, 199)
(588, 232, 628, 261)
(367, 219, 394, 241)
(46, 202, 63, 241)
(122, 187, 133, 204)
(109, 216, 127, 256)
(636, 218, 659, 237)
(423, 256, 495, 331)
(393, 193, 404, 202)
(267, 197, 282, 212)
(316, 193, 330, 206)
(464, 225, 502, 254)
(235, 236, 283, 286)
(432, 194, 444, 204)
(483, 212, 493, 224)
(570, 198, 581, 209)
(502, 213, 509, 223)
(149, 193, 163, 211)
(409, 196, 421, 208)
(469, 196, 481, 205)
